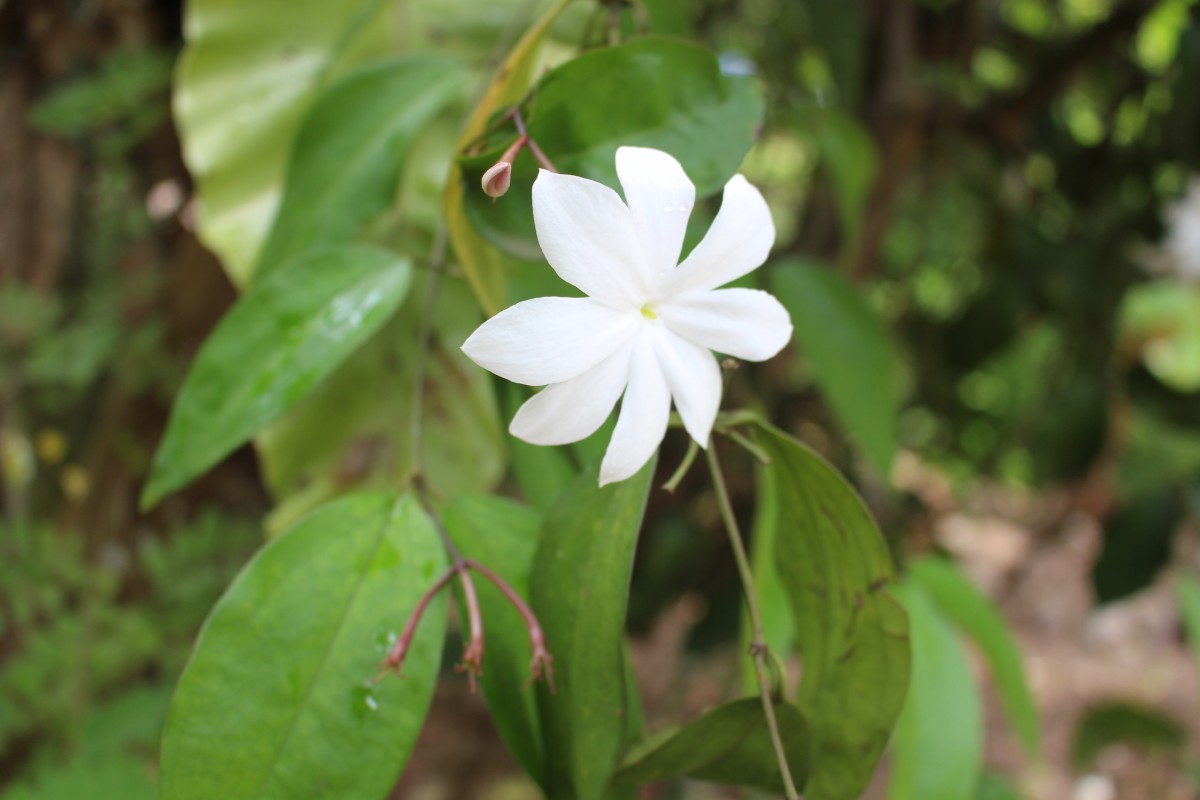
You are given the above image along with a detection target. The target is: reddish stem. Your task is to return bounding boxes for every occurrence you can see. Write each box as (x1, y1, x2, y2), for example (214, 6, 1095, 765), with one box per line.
(375, 565, 458, 681)
(466, 559, 556, 693)
(455, 567, 486, 692)
(512, 109, 558, 173)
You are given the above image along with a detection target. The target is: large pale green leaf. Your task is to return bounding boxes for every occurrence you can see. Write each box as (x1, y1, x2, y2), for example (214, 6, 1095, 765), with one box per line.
(142, 246, 412, 509)
(174, 0, 392, 285)
(908, 557, 1041, 758)
(159, 493, 447, 800)
(462, 37, 765, 261)
(253, 57, 466, 281)
(445, 0, 573, 314)
(441, 495, 547, 789)
(611, 698, 810, 794)
(257, 274, 504, 534)
(756, 424, 910, 800)
(770, 259, 898, 474)
(530, 460, 656, 800)
(888, 584, 983, 800)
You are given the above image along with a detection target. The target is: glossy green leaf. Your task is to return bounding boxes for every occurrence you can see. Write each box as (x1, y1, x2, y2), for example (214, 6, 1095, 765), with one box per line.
(756, 424, 910, 800)
(441, 495, 547, 789)
(908, 557, 1041, 758)
(174, 0, 392, 285)
(463, 37, 765, 260)
(445, 0, 572, 314)
(889, 584, 983, 800)
(142, 246, 412, 509)
(159, 493, 447, 800)
(257, 274, 504, 534)
(530, 460, 657, 800)
(253, 57, 466, 281)
(1070, 702, 1187, 769)
(611, 698, 810, 794)
(1176, 572, 1200, 671)
(770, 259, 898, 474)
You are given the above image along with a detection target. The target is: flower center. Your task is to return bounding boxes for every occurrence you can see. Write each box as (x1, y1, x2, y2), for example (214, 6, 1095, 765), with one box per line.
(640, 304, 658, 320)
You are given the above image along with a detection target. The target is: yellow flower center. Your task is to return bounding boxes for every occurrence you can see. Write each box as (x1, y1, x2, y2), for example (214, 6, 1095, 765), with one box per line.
(640, 304, 658, 320)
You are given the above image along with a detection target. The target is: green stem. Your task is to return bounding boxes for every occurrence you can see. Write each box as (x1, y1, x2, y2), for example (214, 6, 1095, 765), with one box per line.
(706, 443, 800, 800)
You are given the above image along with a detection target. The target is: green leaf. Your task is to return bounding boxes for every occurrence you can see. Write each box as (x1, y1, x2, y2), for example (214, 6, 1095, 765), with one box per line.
(769, 259, 898, 474)
(1120, 280, 1200, 393)
(798, 109, 877, 245)
(255, 273, 504, 533)
(530, 460, 657, 800)
(801, 1, 864, 104)
(441, 494, 547, 789)
(888, 584, 983, 800)
(1070, 702, 1187, 769)
(907, 557, 1041, 758)
(463, 37, 765, 261)
(1116, 410, 1200, 499)
(174, 0, 393, 285)
(253, 56, 466, 281)
(142, 246, 412, 509)
(498, 381, 579, 511)
(611, 697, 810, 794)
(159, 493, 447, 800)
(740, 461, 795, 694)
(1176, 572, 1200, 671)
(975, 773, 1022, 800)
(445, 0, 573, 314)
(1092, 490, 1181, 603)
(756, 424, 910, 800)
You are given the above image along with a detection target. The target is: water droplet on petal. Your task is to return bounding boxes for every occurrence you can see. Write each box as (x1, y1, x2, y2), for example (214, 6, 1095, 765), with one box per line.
(663, 204, 673, 213)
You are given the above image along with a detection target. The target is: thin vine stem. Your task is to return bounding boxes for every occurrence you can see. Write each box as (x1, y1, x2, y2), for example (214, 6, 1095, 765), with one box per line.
(409, 225, 447, 475)
(705, 442, 800, 800)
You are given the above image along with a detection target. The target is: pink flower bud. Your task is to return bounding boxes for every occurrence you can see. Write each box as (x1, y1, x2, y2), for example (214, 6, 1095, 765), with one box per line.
(482, 161, 512, 199)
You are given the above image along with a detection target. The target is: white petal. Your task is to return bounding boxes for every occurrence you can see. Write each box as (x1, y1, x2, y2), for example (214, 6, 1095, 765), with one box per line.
(599, 335, 670, 486)
(616, 146, 696, 276)
(532, 170, 651, 309)
(462, 297, 638, 386)
(666, 174, 775, 294)
(509, 339, 635, 445)
(650, 327, 721, 448)
(658, 288, 792, 362)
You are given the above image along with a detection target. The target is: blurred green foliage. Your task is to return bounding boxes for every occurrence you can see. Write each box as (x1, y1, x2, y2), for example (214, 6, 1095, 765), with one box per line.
(7, 0, 1200, 795)
(0, 512, 258, 796)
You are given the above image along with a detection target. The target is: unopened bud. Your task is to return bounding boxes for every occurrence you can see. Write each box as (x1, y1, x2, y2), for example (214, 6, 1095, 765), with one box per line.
(482, 161, 513, 199)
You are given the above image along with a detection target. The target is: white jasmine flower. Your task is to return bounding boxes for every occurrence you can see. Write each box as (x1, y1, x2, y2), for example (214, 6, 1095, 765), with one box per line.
(462, 146, 792, 486)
